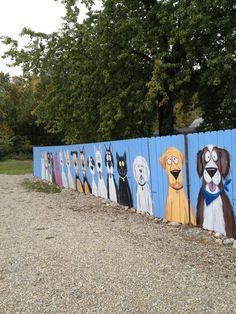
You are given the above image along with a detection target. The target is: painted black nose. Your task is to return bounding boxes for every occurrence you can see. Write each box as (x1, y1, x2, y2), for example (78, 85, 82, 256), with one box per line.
(206, 167, 217, 178)
(170, 170, 180, 180)
(139, 169, 142, 173)
(98, 162, 101, 168)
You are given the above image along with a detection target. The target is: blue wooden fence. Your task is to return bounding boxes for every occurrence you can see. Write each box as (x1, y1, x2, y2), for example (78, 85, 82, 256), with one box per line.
(33, 129, 236, 238)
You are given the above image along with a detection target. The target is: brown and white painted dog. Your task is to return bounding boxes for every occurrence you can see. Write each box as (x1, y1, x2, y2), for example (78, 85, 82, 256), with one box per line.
(197, 145, 236, 238)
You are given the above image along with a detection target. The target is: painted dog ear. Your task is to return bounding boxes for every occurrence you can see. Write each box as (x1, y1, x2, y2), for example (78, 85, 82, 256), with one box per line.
(159, 153, 166, 169)
(123, 152, 126, 161)
(82, 146, 85, 155)
(218, 148, 230, 178)
(109, 143, 112, 153)
(197, 149, 204, 177)
(104, 144, 107, 151)
(116, 152, 119, 160)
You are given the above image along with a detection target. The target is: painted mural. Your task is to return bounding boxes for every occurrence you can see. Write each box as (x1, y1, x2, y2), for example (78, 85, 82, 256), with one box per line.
(160, 147, 196, 225)
(34, 129, 236, 239)
(79, 147, 92, 194)
(94, 145, 107, 199)
(133, 156, 154, 215)
(87, 155, 98, 196)
(104, 144, 119, 203)
(196, 145, 236, 238)
(116, 152, 133, 208)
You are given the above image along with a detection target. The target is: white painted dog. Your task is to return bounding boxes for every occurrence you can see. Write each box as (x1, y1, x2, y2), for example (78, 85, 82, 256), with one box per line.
(94, 146, 107, 199)
(87, 155, 98, 197)
(133, 156, 154, 216)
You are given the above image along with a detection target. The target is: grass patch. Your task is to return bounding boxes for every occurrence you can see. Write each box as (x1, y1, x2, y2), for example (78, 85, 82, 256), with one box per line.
(22, 179, 61, 193)
(0, 159, 33, 175)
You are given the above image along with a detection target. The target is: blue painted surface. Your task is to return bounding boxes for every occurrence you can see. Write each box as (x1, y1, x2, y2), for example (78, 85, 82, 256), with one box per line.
(33, 129, 236, 224)
(188, 129, 236, 217)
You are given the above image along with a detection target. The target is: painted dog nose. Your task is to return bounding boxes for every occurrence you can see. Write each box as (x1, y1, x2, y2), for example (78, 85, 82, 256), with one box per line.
(170, 170, 180, 180)
(98, 162, 101, 168)
(206, 167, 217, 178)
(139, 169, 142, 173)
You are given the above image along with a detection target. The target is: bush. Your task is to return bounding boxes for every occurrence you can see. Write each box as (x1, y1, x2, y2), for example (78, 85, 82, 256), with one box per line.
(0, 137, 13, 160)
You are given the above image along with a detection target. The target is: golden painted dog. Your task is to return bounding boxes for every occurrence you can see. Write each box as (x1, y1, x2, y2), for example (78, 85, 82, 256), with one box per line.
(160, 147, 196, 225)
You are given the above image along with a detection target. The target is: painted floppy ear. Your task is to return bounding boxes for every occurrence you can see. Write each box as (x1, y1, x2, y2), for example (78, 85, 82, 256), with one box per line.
(180, 152, 185, 164)
(197, 149, 203, 177)
(218, 148, 230, 178)
(159, 154, 166, 169)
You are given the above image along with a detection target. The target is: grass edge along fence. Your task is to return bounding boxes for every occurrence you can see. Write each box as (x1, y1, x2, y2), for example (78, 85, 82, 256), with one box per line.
(33, 129, 236, 239)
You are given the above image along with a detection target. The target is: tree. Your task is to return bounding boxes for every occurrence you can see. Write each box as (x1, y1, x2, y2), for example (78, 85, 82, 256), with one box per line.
(2, 0, 236, 142)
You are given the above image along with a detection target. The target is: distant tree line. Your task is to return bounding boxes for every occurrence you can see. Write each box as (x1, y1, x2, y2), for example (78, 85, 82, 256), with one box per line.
(1, 0, 236, 149)
(0, 73, 60, 159)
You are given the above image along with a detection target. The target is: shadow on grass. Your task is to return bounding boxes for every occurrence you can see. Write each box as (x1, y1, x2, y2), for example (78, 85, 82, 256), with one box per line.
(22, 179, 61, 193)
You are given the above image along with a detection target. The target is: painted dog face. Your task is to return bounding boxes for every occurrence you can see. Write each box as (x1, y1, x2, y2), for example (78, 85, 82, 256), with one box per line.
(116, 152, 127, 177)
(50, 152, 54, 167)
(160, 147, 184, 190)
(71, 151, 79, 173)
(59, 151, 64, 168)
(197, 145, 230, 192)
(47, 152, 51, 167)
(79, 146, 86, 174)
(94, 146, 103, 178)
(42, 152, 48, 167)
(64, 150, 70, 168)
(105, 144, 114, 175)
(133, 156, 150, 186)
(87, 156, 95, 176)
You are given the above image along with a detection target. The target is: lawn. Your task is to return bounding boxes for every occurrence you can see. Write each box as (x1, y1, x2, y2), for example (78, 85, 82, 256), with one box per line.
(0, 159, 33, 175)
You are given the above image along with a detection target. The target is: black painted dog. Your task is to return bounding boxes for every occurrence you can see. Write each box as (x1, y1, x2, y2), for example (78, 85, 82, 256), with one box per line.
(116, 152, 133, 208)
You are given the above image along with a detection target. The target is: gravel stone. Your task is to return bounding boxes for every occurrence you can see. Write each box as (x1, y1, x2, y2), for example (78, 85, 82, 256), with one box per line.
(168, 222, 180, 227)
(232, 240, 236, 250)
(214, 232, 224, 239)
(0, 174, 236, 314)
(223, 238, 234, 246)
(215, 238, 223, 245)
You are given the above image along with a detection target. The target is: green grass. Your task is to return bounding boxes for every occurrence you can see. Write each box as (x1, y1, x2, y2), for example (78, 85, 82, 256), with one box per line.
(22, 178, 61, 193)
(0, 159, 33, 175)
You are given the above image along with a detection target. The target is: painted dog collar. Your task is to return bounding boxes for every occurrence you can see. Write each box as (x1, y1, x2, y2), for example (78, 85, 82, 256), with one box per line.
(202, 179, 231, 206)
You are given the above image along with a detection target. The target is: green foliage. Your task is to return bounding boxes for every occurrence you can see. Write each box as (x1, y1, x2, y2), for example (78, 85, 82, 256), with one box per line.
(1, 0, 236, 140)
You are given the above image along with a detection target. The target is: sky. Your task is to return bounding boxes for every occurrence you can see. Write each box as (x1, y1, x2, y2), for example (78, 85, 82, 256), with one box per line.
(0, 0, 88, 76)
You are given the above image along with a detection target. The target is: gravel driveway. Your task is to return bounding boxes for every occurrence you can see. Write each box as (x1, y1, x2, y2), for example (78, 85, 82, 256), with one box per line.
(0, 174, 236, 313)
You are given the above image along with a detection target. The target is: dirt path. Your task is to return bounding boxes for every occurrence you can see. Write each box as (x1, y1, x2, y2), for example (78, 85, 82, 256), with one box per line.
(0, 175, 236, 313)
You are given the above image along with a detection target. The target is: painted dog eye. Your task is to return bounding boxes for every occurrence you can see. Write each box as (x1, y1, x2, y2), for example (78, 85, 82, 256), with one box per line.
(173, 156, 178, 164)
(212, 151, 218, 161)
(122, 161, 125, 167)
(167, 158, 172, 165)
(119, 161, 122, 167)
(204, 151, 211, 162)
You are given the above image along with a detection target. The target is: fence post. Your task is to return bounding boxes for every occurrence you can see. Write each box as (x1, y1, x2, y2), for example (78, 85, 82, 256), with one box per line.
(184, 134, 191, 223)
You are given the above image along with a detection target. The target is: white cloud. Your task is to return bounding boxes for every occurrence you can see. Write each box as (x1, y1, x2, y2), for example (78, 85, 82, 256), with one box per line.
(0, 0, 88, 76)
(0, 0, 103, 76)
